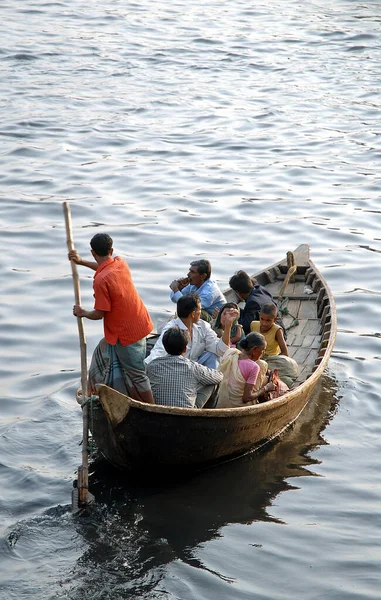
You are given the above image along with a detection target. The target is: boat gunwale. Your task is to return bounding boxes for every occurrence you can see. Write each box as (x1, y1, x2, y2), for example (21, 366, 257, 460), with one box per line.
(97, 247, 337, 420)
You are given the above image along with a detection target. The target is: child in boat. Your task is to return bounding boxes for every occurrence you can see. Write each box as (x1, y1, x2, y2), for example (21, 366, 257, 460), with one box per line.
(213, 302, 244, 347)
(216, 333, 275, 408)
(250, 303, 298, 388)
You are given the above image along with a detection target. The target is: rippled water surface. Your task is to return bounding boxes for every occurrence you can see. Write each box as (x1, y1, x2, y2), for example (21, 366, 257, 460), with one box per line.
(1, 1, 381, 598)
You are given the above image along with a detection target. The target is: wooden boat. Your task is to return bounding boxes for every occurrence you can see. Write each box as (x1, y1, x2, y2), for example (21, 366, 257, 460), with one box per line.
(86, 244, 336, 471)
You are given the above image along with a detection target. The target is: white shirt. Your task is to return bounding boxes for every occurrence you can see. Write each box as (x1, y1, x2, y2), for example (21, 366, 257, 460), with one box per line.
(144, 316, 229, 365)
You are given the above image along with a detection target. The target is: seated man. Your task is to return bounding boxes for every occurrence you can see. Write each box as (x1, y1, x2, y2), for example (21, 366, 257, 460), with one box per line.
(169, 259, 226, 321)
(145, 293, 238, 369)
(229, 270, 279, 335)
(147, 327, 223, 408)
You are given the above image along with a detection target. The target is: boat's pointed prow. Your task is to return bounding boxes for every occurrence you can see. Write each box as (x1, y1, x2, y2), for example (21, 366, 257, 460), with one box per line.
(98, 384, 132, 428)
(292, 244, 310, 266)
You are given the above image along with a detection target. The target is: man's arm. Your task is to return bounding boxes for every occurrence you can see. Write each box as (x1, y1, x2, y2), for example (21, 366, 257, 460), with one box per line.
(169, 282, 192, 304)
(202, 308, 239, 357)
(144, 327, 169, 365)
(242, 381, 275, 404)
(276, 328, 289, 356)
(69, 250, 98, 271)
(203, 322, 230, 357)
(193, 362, 223, 386)
(73, 305, 104, 320)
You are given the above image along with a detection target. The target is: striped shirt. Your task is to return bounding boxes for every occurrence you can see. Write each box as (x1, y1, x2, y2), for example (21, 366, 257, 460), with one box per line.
(147, 354, 223, 408)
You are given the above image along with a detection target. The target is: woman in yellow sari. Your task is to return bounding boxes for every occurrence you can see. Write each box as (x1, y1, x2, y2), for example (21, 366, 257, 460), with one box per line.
(216, 333, 274, 408)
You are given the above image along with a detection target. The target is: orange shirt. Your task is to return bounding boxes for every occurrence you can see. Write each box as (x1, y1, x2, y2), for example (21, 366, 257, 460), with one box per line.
(93, 256, 153, 346)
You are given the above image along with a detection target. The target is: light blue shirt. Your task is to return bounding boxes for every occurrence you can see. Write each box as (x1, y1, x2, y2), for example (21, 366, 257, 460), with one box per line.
(170, 279, 226, 315)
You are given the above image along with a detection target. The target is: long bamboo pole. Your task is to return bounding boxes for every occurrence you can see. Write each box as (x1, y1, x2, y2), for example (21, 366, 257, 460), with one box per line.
(63, 202, 90, 510)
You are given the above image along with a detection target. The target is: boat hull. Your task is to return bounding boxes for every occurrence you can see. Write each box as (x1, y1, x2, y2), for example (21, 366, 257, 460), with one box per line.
(90, 375, 317, 470)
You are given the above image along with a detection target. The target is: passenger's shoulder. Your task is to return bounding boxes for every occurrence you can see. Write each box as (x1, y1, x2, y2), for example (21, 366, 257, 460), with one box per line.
(196, 319, 212, 332)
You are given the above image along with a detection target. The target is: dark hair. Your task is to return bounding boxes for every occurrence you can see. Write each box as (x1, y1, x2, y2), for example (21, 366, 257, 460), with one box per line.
(229, 270, 257, 294)
(239, 332, 266, 351)
(90, 233, 113, 257)
(162, 327, 189, 356)
(214, 302, 238, 329)
(261, 303, 277, 317)
(177, 293, 200, 318)
(190, 259, 211, 280)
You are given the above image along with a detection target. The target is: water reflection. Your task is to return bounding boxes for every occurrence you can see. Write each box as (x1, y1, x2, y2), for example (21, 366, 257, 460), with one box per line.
(67, 373, 339, 598)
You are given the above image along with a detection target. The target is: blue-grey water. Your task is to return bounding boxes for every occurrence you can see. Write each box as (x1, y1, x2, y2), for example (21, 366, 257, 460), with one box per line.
(1, 0, 380, 598)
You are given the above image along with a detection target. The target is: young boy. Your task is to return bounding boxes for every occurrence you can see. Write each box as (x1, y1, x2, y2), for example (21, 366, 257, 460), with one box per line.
(250, 304, 298, 388)
(249, 303, 288, 357)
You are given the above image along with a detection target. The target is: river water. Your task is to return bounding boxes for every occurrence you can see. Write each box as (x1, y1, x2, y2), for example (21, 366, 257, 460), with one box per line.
(1, 0, 380, 598)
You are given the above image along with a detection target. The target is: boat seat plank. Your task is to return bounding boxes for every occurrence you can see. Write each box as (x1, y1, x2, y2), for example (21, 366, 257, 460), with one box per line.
(294, 281, 308, 295)
(277, 274, 306, 282)
(265, 282, 282, 296)
(280, 282, 298, 296)
(273, 294, 317, 301)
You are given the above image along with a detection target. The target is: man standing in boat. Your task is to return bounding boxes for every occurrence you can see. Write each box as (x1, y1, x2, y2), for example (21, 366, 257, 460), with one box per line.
(169, 259, 226, 321)
(69, 233, 154, 404)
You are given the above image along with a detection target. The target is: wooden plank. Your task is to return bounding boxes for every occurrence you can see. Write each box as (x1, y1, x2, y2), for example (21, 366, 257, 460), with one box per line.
(295, 364, 310, 382)
(279, 282, 296, 296)
(285, 299, 301, 316)
(277, 274, 306, 282)
(294, 281, 307, 295)
(273, 294, 317, 301)
(301, 334, 315, 348)
(282, 314, 296, 329)
(302, 319, 321, 336)
(304, 349, 318, 367)
(265, 282, 281, 296)
(286, 333, 295, 346)
(311, 335, 321, 349)
(298, 301, 317, 319)
(291, 319, 309, 337)
(292, 244, 310, 266)
(293, 347, 311, 363)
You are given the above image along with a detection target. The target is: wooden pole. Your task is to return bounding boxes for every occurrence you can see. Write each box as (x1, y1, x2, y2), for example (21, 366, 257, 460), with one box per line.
(63, 201, 91, 509)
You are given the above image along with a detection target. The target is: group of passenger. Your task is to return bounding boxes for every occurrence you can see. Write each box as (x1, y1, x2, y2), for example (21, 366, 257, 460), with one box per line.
(69, 234, 298, 410)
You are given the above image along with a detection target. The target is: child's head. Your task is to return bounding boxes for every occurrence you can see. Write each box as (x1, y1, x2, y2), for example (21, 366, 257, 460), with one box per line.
(239, 332, 266, 360)
(215, 302, 239, 329)
(162, 327, 190, 356)
(259, 303, 277, 331)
